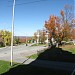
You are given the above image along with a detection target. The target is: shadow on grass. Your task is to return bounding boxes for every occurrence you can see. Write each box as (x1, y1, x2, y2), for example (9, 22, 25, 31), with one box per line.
(1, 46, 75, 75)
(37, 46, 75, 62)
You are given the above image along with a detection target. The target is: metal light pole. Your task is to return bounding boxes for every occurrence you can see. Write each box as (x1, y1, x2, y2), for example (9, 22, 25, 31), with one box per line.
(11, 0, 15, 66)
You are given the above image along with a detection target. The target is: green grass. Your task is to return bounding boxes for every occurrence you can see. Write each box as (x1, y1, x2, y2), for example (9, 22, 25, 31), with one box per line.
(0, 60, 11, 74)
(60, 45, 75, 54)
(27, 54, 38, 59)
(0, 60, 20, 75)
(69, 48, 75, 54)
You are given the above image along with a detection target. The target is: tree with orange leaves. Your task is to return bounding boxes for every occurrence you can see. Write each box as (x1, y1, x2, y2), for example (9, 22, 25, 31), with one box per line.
(45, 5, 74, 46)
(60, 5, 74, 41)
(45, 15, 63, 44)
(45, 15, 56, 38)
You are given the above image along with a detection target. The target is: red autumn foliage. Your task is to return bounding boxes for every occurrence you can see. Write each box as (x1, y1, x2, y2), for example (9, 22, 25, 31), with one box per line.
(45, 15, 63, 41)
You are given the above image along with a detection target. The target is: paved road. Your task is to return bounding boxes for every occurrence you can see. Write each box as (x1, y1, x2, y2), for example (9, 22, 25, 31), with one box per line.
(0, 44, 47, 62)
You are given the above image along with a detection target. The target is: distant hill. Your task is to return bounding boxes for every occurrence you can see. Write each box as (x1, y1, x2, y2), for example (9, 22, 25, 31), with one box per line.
(14, 36, 32, 38)
(14, 36, 33, 43)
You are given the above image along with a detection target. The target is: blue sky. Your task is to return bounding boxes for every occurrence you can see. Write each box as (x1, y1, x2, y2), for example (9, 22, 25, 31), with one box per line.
(0, 0, 74, 36)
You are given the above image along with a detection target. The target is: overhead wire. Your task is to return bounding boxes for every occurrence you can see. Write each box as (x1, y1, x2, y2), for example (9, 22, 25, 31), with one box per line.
(8, 0, 47, 7)
(15, 0, 47, 6)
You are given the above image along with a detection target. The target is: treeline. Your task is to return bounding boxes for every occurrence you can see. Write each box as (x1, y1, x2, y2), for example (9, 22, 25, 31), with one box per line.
(0, 30, 11, 47)
(0, 30, 33, 47)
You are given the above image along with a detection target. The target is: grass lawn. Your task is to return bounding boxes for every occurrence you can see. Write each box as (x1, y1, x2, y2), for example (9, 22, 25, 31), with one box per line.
(0, 60, 11, 75)
(60, 45, 75, 54)
(27, 54, 38, 59)
(0, 60, 20, 75)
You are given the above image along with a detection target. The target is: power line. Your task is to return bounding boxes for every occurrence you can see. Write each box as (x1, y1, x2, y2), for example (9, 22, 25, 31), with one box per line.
(16, 0, 47, 5)
(8, 0, 47, 7)
(8, 0, 20, 2)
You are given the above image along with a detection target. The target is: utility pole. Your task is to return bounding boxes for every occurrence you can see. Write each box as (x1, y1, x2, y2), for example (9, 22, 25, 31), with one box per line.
(11, 0, 15, 66)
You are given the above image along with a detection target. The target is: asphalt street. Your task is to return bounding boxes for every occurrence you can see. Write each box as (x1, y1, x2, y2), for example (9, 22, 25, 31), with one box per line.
(0, 44, 47, 63)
